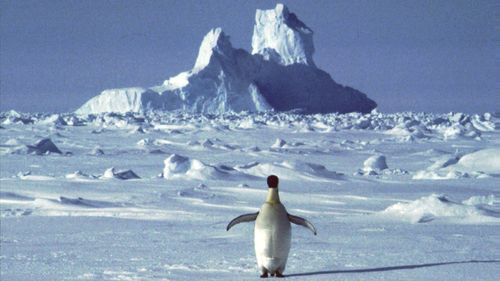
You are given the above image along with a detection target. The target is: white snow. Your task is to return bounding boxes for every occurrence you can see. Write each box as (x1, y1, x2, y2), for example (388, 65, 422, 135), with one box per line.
(37, 114, 67, 126)
(234, 160, 343, 182)
(271, 138, 287, 148)
(101, 167, 140, 180)
(88, 146, 104, 156)
(17, 171, 56, 181)
(65, 171, 97, 181)
(379, 194, 499, 224)
(453, 148, 500, 174)
(413, 148, 500, 180)
(162, 154, 214, 180)
(162, 154, 248, 180)
(462, 195, 496, 206)
(1, 109, 499, 280)
(363, 155, 389, 172)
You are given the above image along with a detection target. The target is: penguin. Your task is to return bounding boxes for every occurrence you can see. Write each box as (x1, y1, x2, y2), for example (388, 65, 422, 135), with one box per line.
(227, 175, 317, 278)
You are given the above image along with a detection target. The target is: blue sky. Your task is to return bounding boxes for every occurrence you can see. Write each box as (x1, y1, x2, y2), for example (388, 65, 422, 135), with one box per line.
(0, 0, 496, 113)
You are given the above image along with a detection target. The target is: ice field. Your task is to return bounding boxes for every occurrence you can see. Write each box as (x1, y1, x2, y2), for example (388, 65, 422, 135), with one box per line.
(0, 110, 499, 280)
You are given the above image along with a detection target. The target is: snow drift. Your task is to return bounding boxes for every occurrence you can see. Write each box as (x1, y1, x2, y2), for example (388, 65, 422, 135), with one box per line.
(66, 171, 97, 181)
(162, 154, 251, 180)
(1, 109, 499, 280)
(76, 4, 376, 115)
(234, 160, 344, 181)
(453, 148, 500, 175)
(363, 155, 388, 173)
(413, 148, 500, 180)
(380, 194, 499, 224)
(101, 167, 140, 180)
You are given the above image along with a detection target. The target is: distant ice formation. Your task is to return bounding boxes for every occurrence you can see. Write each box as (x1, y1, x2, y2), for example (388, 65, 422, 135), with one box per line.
(76, 4, 376, 115)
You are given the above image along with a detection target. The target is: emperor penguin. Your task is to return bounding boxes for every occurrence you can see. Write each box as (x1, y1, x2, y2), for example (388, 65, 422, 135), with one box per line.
(227, 175, 317, 278)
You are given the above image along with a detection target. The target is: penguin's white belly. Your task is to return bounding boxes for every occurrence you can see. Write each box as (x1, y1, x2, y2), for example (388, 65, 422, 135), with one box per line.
(254, 203, 291, 272)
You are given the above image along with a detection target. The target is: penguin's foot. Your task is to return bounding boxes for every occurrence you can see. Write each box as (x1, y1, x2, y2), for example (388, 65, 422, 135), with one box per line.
(260, 272, 269, 278)
(275, 271, 285, 278)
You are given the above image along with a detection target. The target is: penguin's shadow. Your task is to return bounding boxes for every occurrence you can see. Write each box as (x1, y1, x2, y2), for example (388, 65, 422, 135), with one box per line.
(286, 260, 500, 278)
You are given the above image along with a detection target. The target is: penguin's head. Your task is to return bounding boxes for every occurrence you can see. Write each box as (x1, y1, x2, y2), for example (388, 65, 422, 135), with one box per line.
(267, 175, 279, 189)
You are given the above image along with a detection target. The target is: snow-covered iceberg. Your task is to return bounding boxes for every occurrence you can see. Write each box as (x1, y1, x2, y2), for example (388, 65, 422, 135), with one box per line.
(76, 4, 376, 115)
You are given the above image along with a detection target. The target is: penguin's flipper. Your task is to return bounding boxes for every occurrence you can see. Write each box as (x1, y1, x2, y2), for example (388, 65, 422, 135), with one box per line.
(288, 214, 317, 235)
(226, 212, 259, 231)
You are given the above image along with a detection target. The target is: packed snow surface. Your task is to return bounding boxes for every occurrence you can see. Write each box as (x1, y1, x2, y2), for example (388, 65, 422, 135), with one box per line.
(0, 110, 499, 281)
(76, 4, 376, 115)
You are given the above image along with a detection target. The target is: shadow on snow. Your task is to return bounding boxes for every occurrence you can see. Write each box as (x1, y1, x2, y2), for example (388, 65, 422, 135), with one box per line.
(286, 260, 500, 278)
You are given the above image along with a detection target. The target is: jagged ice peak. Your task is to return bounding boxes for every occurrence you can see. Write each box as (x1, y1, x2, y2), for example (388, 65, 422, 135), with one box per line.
(252, 3, 315, 66)
(193, 28, 233, 71)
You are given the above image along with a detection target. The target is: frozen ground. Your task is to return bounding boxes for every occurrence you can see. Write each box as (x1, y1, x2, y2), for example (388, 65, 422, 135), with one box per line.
(1, 110, 499, 280)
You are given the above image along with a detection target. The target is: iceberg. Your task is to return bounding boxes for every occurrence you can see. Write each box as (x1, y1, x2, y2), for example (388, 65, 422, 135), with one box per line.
(76, 4, 376, 115)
